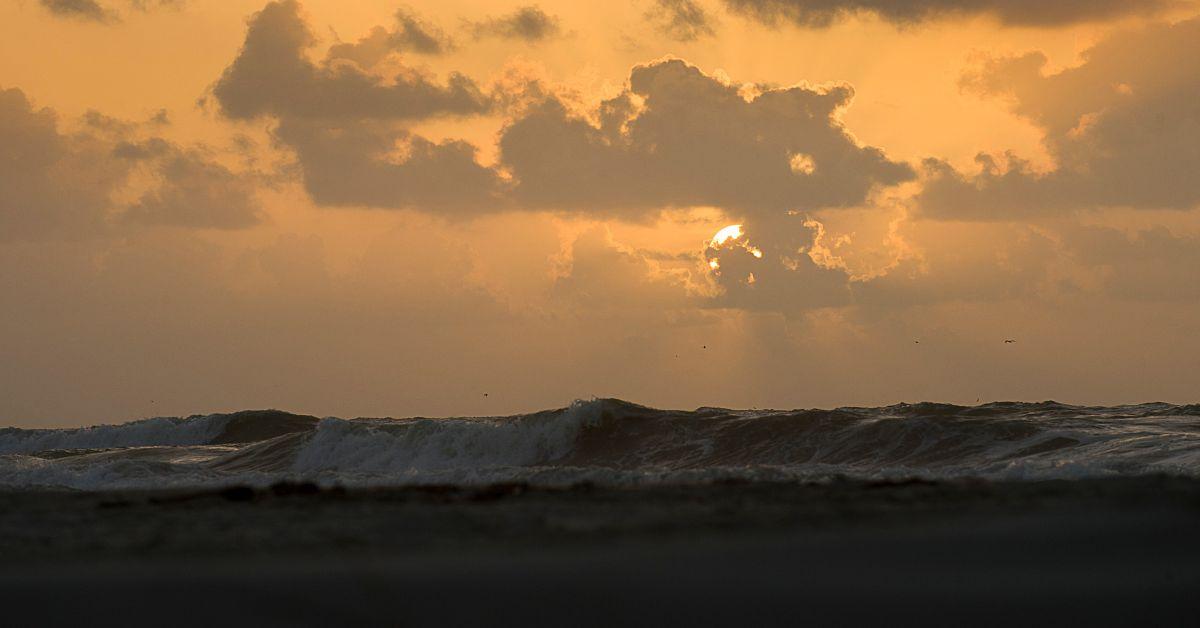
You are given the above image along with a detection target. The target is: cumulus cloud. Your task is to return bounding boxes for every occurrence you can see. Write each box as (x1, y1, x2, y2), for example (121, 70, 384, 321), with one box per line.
(116, 139, 263, 229)
(211, 1, 487, 120)
(0, 87, 262, 238)
(325, 8, 454, 68)
(273, 118, 505, 213)
(384, 8, 454, 54)
(39, 0, 185, 23)
(723, 0, 1175, 28)
(471, 6, 563, 42)
(0, 87, 123, 240)
(214, 8, 910, 219)
(210, 1, 501, 213)
(39, 0, 117, 23)
(499, 58, 913, 218)
(919, 17, 1200, 220)
(702, 214, 856, 311)
(647, 0, 718, 41)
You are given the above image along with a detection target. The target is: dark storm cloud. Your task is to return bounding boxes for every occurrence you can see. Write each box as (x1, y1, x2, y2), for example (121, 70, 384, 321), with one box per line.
(918, 17, 1200, 220)
(273, 119, 505, 213)
(212, 1, 488, 120)
(471, 6, 563, 42)
(647, 0, 717, 41)
(723, 0, 1175, 28)
(38, 0, 116, 23)
(498, 59, 913, 218)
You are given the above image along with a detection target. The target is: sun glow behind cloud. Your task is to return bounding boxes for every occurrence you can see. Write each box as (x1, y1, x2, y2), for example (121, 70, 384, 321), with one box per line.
(711, 224, 744, 246)
(710, 224, 764, 259)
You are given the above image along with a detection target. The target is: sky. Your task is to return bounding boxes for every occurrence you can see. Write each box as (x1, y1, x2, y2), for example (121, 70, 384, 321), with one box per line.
(2, 0, 1199, 426)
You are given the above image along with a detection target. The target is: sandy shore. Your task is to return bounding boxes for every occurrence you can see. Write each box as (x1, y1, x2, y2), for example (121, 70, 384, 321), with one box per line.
(2, 476, 1198, 626)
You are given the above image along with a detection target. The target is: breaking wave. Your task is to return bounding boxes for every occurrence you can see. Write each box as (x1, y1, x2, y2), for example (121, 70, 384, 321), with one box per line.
(2, 399, 1199, 490)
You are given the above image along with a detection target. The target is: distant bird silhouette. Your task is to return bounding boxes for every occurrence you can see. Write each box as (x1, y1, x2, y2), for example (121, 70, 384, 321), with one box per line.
(914, 340, 920, 344)
(483, 393, 489, 397)
(702, 345, 707, 349)
(1004, 339, 1017, 344)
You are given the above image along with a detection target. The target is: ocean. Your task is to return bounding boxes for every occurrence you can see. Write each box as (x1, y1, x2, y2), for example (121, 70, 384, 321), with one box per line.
(3, 398, 1198, 490)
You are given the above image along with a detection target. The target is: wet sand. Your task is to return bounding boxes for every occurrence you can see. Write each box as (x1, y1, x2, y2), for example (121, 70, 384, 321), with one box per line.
(2, 476, 1198, 626)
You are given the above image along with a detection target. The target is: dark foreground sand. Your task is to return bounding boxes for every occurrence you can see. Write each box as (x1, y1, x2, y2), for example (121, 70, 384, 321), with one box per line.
(1, 476, 1198, 627)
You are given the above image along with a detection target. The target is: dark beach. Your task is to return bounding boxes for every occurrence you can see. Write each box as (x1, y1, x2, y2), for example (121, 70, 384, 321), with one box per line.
(2, 476, 1198, 627)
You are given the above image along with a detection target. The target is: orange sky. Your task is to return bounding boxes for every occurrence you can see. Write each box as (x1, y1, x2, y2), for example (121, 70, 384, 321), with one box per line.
(2, 0, 1199, 426)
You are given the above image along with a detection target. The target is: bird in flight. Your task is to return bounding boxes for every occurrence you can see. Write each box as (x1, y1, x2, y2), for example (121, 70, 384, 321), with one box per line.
(1004, 339, 1017, 344)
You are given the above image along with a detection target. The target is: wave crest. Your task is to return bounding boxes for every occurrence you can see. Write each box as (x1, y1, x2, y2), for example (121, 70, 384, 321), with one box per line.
(2, 399, 1199, 489)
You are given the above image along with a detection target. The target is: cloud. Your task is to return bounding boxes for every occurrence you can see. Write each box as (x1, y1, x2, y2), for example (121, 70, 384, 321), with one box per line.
(273, 118, 505, 213)
(722, 0, 1176, 28)
(211, 1, 487, 121)
(849, 222, 1068, 308)
(918, 17, 1200, 220)
(471, 6, 563, 42)
(116, 139, 264, 229)
(647, 0, 717, 41)
(697, 201, 1200, 314)
(39, 0, 185, 23)
(214, 9, 910, 220)
(38, 0, 117, 23)
(210, 1, 502, 213)
(129, 0, 186, 12)
(1057, 225, 1200, 301)
(702, 214, 856, 311)
(1, 87, 262, 238)
(385, 8, 454, 54)
(552, 226, 693, 310)
(0, 87, 126, 240)
(324, 27, 399, 69)
(499, 58, 913, 219)
(326, 8, 454, 68)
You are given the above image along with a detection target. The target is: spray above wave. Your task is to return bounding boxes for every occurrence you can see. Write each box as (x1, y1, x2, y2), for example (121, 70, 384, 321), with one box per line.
(2, 399, 1199, 490)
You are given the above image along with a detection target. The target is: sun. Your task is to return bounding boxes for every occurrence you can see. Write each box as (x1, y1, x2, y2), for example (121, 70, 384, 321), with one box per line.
(708, 224, 764, 268)
(711, 224, 744, 247)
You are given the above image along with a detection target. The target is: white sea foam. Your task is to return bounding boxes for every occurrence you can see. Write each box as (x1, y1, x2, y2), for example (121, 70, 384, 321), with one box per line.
(292, 399, 606, 474)
(0, 415, 231, 455)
